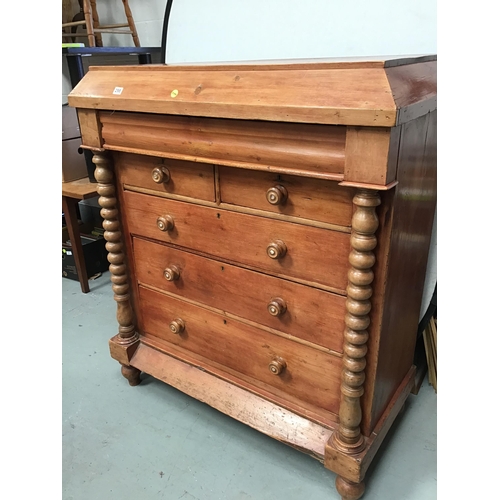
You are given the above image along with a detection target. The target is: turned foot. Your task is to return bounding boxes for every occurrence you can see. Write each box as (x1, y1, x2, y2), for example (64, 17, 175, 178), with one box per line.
(120, 364, 141, 386)
(335, 476, 365, 500)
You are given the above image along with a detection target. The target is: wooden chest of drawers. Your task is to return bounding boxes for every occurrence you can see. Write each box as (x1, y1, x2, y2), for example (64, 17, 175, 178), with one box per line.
(68, 55, 436, 499)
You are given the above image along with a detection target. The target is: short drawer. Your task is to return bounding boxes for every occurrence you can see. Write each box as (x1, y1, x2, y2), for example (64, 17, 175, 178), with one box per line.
(133, 237, 346, 353)
(139, 285, 342, 415)
(123, 190, 351, 291)
(219, 167, 354, 227)
(114, 152, 215, 201)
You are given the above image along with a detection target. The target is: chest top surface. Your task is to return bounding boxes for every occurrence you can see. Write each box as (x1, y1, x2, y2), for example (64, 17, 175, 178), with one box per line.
(68, 54, 436, 128)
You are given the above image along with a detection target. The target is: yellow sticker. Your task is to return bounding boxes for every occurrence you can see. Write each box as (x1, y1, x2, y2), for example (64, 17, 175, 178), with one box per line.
(171, 89, 179, 98)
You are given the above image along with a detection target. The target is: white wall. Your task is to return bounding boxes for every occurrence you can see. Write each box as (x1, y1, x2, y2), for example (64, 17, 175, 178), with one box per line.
(165, 0, 437, 63)
(126, 0, 438, 61)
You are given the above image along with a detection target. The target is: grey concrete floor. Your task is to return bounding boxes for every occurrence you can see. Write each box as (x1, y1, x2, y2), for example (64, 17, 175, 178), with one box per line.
(62, 272, 437, 500)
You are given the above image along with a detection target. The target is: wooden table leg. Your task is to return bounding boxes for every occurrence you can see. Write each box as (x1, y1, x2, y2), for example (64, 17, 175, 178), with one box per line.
(62, 196, 90, 293)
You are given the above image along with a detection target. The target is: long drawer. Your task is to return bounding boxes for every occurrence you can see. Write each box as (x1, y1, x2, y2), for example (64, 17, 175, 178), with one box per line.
(133, 237, 346, 353)
(139, 285, 342, 415)
(101, 111, 346, 178)
(114, 152, 215, 201)
(123, 190, 351, 291)
(219, 166, 354, 227)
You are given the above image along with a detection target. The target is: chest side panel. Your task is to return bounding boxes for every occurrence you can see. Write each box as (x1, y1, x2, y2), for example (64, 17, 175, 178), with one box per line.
(363, 111, 437, 433)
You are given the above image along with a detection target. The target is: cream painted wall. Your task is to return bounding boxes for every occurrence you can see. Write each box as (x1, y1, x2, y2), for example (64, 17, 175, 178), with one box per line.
(86, 1, 437, 60)
(164, 1, 437, 63)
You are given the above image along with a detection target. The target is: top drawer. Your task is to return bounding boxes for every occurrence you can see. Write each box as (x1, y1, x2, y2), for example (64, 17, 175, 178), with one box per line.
(219, 167, 354, 227)
(100, 111, 346, 179)
(114, 152, 215, 202)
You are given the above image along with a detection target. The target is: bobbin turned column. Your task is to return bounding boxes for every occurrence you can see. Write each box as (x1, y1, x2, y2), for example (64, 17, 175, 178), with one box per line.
(94, 152, 141, 386)
(333, 188, 380, 500)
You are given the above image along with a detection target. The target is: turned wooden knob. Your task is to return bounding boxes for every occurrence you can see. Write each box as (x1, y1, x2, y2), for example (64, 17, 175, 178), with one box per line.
(163, 265, 180, 281)
(157, 215, 174, 232)
(267, 240, 287, 259)
(269, 357, 287, 375)
(151, 166, 170, 184)
(266, 185, 288, 205)
(169, 318, 185, 334)
(267, 298, 287, 317)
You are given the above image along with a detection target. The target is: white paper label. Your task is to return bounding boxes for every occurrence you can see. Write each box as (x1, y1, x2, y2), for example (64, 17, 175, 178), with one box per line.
(113, 87, 123, 95)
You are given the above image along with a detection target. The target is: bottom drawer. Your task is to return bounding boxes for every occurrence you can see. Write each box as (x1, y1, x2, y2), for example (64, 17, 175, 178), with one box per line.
(139, 285, 342, 415)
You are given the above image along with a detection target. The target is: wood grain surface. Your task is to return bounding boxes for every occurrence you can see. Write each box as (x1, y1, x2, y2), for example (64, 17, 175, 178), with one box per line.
(113, 152, 215, 201)
(76, 108, 102, 149)
(100, 111, 346, 177)
(123, 190, 351, 291)
(69, 65, 396, 126)
(68, 57, 435, 126)
(132, 237, 346, 353)
(219, 167, 354, 226)
(362, 111, 437, 434)
(324, 366, 415, 483)
(139, 285, 342, 415)
(344, 126, 401, 186)
(62, 177, 97, 200)
(386, 62, 437, 125)
(131, 341, 334, 460)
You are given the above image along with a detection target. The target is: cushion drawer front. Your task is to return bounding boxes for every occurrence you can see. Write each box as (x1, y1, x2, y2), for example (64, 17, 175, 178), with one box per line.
(219, 167, 354, 227)
(114, 152, 215, 201)
(100, 111, 346, 178)
(133, 237, 346, 353)
(139, 285, 342, 415)
(123, 190, 350, 291)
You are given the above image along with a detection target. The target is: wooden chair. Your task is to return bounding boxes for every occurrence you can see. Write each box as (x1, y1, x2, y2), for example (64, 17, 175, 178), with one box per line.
(62, 0, 140, 47)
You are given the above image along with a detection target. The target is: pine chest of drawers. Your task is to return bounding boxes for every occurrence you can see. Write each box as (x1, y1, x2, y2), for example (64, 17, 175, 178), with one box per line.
(68, 55, 437, 499)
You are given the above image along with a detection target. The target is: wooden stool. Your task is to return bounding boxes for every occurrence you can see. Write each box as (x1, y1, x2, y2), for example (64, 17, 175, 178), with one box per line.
(62, 0, 140, 48)
(62, 177, 99, 293)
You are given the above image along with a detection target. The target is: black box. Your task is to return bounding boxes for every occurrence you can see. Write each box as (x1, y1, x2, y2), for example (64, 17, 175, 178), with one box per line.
(83, 149, 97, 183)
(62, 234, 108, 281)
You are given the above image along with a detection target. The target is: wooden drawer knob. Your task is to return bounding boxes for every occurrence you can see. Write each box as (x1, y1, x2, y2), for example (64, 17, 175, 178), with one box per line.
(163, 265, 180, 281)
(269, 357, 287, 375)
(169, 318, 185, 334)
(157, 215, 174, 232)
(266, 185, 288, 205)
(267, 298, 287, 317)
(151, 166, 170, 184)
(267, 240, 287, 259)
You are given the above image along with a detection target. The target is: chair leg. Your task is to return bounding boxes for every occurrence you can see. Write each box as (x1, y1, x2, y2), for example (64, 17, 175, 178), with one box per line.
(82, 0, 96, 47)
(122, 0, 140, 47)
(62, 196, 90, 294)
(90, 0, 103, 47)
